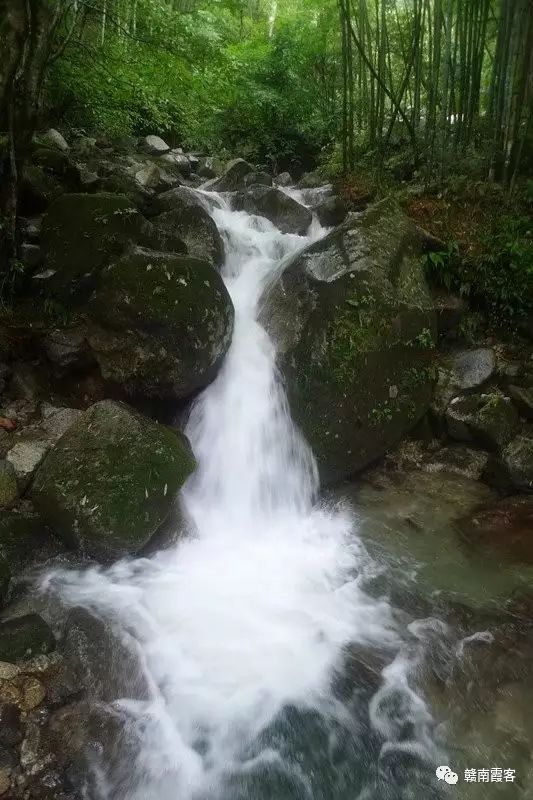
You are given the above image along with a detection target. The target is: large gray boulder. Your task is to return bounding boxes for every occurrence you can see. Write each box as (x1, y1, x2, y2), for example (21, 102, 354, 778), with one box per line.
(232, 185, 312, 235)
(153, 186, 224, 268)
(261, 199, 436, 483)
(41, 193, 186, 303)
(31, 400, 196, 560)
(139, 135, 169, 155)
(201, 158, 253, 192)
(86, 246, 234, 398)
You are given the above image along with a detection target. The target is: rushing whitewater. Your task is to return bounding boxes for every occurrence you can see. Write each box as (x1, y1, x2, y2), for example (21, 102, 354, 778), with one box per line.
(44, 190, 438, 799)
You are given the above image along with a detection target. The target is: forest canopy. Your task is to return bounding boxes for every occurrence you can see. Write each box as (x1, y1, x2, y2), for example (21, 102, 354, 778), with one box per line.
(0, 0, 532, 315)
(8, 0, 533, 182)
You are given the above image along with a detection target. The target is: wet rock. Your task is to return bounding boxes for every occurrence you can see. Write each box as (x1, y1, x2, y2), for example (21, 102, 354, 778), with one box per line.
(244, 171, 272, 187)
(0, 615, 55, 663)
(43, 328, 92, 371)
(49, 701, 140, 793)
(423, 445, 490, 481)
(31, 400, 196, 559)
(40, 129, 69, 152)
(315, 196, 347, 228)
(499, 434, 533, 493)
(40, 406, 83, 441)
(202, 157, 253, 192)
(6, 440, 50, 485)
(297, 171, 323, 189)
(135, 163, 165, 190)
(161, 151, 191, 177)
(139, 135, 169, 155)
(459, 496, 533, 564)
(62, 607, 150, 702)
(232, 185, 312, 235)
(447, 348, 496, 391)
(86, 247, 233, 398)
(197, 156, 222, 179)
(276, 171, 292, 187)
(261, 199, 436, 483)
(41, 193, 185, 304)
(445, 393, 519, 450)
(0, 703, 22, 746)
(0, 461, 18, 508)
(154, 186, 224, 267)
(0, 510, 57, 577)
(509, 385, 533, 420)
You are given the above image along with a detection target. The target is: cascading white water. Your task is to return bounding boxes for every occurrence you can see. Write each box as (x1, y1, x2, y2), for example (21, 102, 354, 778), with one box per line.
(43, 190, 437, 800)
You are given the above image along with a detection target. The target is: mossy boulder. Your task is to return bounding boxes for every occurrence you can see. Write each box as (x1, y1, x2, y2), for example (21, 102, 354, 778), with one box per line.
(232, 185, 312, 235)
(445, 393, 519, 451)
(153, 187, 224, 268)
(31, 400, 196, 560)
(86, 247, 234, 398)
(41, 193, 186, 303)
(261, 199, 436, 483)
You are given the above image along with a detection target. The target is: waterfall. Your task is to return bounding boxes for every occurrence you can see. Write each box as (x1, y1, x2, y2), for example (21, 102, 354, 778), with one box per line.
(44, 191, 437, 800)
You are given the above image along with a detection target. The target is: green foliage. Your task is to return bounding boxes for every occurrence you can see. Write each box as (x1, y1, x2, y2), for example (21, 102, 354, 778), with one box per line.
(45, 0, 338, 169)
(425, 214, 533, 320)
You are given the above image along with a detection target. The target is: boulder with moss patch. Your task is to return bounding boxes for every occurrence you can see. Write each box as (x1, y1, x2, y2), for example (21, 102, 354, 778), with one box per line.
(261, 199, 436, 483)
(41, 193, 186, 303)
(232, 185, 312, 235)
(31, 400, 196, 560)
(86, 247, 234, 398)
(153, 187, 224, 268)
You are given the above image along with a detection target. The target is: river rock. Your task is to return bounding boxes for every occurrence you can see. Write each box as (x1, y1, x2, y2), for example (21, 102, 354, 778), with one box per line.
(315, 196, 347, 227)
(139, 135, 169, 155)
(423, 445, 490, 481)
(202, 158, 253, 192)
(6, 440, 50, 485)
(198, 156, 222, 179)
(445, 393, 519, 450)
(244, 171, 273, 187)
(0, 615, 55, 663)
(41, 193, 186, 304)
(499, 434, 533, 493)
(447, 348, 496, 391)
(298, 171, 323, 189)
(232, 185, 312, 235)
(276, 172, 293, 187)
(154, 186, 224, 268)
(31, 400, 196, 559)
(161, 151, 191, 177)
(459, 496, 533, 564)
(43, 327, 92, 371)
(261, 199, 436, 482)
(40, 129, 69, 152)
(86, 247, 234, 398)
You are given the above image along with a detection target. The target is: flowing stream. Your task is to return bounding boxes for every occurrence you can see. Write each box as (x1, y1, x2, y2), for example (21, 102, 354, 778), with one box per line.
(46, 190, 450, 800)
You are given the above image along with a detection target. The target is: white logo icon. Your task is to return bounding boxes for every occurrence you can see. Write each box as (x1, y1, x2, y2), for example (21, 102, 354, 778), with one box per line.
(436, 766, 459, 785)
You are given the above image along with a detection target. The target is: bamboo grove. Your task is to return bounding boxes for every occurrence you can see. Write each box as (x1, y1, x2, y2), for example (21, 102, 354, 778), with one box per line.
(338, 0, 533, 187)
